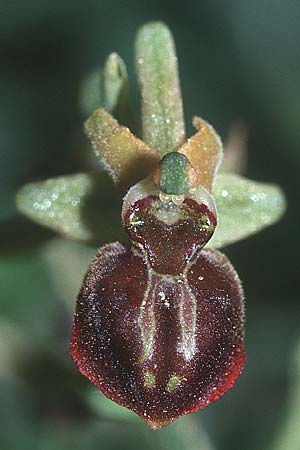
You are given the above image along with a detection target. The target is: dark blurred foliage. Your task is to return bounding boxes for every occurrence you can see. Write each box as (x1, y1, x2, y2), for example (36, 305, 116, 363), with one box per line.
(1, 1, 300, 450)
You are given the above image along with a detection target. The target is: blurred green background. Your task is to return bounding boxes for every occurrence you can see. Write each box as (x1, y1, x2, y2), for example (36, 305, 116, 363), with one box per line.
(1, 1, 300, 449)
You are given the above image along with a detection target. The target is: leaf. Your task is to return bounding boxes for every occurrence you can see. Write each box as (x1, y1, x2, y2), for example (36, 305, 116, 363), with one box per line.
(42, 238, 96, 313)
(268, 339, 300, 450)
(16, 172, 124, 243)
(85, 109, 160, 191)
(207, 173, 286, 249)
(0, 319, 33, 379)
(135, 22, 185, 155)
(87, 390, 139, 424)
(87, 392, 215, 450)
(179, 116, 223, 192)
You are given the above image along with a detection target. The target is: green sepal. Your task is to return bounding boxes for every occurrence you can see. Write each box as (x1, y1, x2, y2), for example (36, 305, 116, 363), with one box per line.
(135, 22, 185, 155)
(16, 172, 285, 248)
(15, 172, 125, 243)
(208, 173, 286, 249)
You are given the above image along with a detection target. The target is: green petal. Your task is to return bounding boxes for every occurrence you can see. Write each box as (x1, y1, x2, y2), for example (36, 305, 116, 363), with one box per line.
(178, 117, 223, 193)
(135, 22, 185, 155)
(16, 172, 124, 243)
(103, 52, 129, 115)
(208, 173, 286, 249)
(85, 109, 160, 191)
(79, 53, 132, 125)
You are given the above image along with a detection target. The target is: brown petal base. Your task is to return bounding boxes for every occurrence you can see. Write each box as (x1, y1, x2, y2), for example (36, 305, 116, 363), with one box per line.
(71, 242, 244, 429)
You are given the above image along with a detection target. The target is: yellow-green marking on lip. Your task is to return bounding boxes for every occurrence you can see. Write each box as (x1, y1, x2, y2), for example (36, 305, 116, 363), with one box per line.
(144, 371, 156, 388)
(167, 374, 181, 391)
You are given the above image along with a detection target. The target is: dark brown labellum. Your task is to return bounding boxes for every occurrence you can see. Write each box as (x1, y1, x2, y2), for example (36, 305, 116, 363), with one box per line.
(71, 186, 245, 429)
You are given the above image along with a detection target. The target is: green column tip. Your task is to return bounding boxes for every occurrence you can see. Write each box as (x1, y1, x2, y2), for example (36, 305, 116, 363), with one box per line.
(159, 152, 190, 195)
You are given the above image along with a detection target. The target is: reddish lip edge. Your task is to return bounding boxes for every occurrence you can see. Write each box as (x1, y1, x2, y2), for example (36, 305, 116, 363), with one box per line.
(145, 342, 246, 429)
(70, 331, 245, 430)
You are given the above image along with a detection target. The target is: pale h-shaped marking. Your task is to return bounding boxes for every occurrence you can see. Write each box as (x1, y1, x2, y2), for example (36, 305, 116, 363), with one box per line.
(177, 279, 197, 361)
(137, 270, 158, 362)
(135, 244, 199, 364)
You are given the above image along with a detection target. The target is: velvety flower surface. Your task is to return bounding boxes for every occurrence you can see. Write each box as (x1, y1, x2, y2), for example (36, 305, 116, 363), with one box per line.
(71, 180, 245, 429)
(14, 21, 285, 432)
